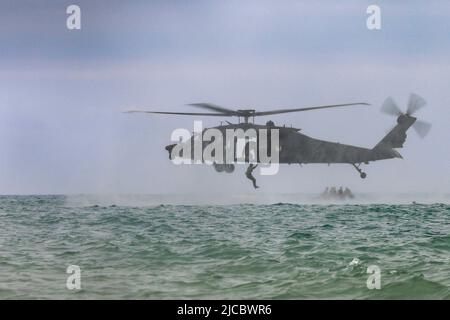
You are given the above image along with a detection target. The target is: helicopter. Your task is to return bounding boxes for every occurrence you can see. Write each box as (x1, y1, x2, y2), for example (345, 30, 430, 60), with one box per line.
(125, 93, 431, 186)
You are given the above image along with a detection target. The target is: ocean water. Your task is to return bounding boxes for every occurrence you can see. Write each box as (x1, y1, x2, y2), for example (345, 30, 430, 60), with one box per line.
(0, 195, 449, 299)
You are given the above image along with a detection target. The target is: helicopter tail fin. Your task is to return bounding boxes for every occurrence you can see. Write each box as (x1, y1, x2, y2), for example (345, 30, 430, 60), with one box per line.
(374, 115, 416, 150)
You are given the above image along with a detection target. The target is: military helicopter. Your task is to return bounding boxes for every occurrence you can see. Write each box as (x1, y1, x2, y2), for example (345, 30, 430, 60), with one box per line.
(125, 93, 431, 186)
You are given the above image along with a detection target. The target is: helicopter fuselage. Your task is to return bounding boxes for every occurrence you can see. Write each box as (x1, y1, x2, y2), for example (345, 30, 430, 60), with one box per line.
(165, 121, 405, 166)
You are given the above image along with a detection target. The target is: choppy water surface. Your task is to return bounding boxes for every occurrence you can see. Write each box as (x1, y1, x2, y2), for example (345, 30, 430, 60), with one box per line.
(0, 195, 449, 299)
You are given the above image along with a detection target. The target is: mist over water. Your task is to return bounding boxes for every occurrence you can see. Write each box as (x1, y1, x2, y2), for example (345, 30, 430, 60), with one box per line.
(1, 195, 449, 299)
(63, 192, 450, 207)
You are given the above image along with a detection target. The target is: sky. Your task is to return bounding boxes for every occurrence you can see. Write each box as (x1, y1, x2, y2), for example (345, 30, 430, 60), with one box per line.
(0, 0, 449, 195)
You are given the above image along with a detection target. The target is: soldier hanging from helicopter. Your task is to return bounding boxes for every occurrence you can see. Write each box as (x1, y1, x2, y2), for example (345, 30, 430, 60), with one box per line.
(245, 163, 259, 189)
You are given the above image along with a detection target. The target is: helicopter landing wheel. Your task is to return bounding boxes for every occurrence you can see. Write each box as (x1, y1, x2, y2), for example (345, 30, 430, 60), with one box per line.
(352, 163, 367, 179)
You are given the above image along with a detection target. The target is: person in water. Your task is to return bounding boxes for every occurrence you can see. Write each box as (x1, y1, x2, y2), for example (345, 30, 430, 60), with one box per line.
(344, 187, 354, 199)
(330, 186, 337, 196)
(246, 163, 259, 189)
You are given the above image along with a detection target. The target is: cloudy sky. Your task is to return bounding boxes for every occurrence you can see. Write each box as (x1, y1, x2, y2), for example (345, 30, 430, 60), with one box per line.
(0, 0, 449, 195)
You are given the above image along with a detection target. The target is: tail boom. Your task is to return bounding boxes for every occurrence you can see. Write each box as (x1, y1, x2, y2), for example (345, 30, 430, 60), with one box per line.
(372, 114, 416, 159)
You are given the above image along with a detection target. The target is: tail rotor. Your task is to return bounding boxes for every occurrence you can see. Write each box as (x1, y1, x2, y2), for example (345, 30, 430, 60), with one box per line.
(381, 93, 432, 138)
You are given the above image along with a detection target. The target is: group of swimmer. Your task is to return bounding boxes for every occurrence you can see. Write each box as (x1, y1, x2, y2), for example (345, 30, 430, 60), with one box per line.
(321, 186, 354, 200)
(243, 165, 356, 198)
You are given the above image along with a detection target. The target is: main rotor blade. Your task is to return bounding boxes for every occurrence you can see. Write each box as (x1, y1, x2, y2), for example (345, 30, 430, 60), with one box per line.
(252, 102, 370, 117)
(412, 120, 432, 138)
(124, 110, 229, 116)
(188, 103, 238, 115)
(381, 97, 402, 116)
(407, 93, 426, 115)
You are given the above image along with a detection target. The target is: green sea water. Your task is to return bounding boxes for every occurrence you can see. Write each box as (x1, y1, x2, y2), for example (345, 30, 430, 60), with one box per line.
(0, 195, 449, 299)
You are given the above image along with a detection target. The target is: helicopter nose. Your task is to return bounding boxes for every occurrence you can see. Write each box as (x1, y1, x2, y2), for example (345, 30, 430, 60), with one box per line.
(165, 144, 176, 159)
